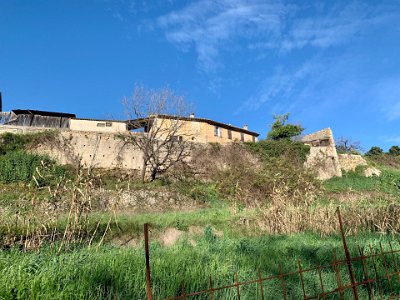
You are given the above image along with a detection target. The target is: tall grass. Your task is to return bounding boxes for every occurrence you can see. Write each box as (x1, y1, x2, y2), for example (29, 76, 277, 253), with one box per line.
(0, 233, 398, 299)
(0, 150, 66, 184)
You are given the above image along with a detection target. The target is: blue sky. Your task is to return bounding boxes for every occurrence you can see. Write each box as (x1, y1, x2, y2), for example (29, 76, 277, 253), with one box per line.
(1, 0, 400, 150)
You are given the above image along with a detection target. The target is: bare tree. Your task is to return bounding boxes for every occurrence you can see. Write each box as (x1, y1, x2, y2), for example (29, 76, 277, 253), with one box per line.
(123, 85, 193, 182)
(336, 137, 363, 154)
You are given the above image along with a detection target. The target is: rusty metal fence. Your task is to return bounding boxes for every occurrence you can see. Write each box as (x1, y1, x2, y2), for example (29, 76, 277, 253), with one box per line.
(143, 208, 400, 299)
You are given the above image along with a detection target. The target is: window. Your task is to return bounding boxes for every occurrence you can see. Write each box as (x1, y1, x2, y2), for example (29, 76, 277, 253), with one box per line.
(240, 132, 244, 142)
(320, 139, 330, 146)
(171, 136, 183, 142)
(97, 123, 106, 127)
(214, 126, 222, 137)
(106, 122, 112, 127)
(228, 130, 232, 139)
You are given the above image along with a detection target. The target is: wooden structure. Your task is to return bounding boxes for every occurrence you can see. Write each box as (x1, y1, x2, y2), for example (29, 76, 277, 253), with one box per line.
(1, 109, 75, 129)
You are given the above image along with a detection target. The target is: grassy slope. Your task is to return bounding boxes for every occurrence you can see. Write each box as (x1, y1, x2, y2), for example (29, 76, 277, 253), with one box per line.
(1, 152, 400, 298)
(0, 233, 398, 299)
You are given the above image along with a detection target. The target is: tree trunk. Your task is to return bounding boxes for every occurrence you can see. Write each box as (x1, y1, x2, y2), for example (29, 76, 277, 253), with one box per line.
(141, 158, 147, 183)
(151, 168, 157, 181)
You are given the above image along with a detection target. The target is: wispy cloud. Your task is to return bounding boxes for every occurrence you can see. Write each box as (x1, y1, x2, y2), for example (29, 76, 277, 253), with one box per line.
(157, 0, 288, 72)
(279, 2, 383, 52)
(237, 59, 322, 113)
(156, 1, 398, 72)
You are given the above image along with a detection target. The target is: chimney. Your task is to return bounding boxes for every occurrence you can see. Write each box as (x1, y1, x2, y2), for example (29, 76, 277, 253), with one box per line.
(189, 112, 195, 118)
(0, 92, 2, 113)
(243, 124, 248, 130)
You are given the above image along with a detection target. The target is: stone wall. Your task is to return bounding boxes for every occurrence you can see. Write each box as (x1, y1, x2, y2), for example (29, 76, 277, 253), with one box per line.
(338, 154, 381, 177)
(338, 154, 368, 172)
(0, 125, 143, 170)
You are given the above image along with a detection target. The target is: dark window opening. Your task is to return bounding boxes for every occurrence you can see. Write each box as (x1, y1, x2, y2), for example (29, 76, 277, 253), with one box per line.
(240, 132, 244, 142)
(171, 136, 183, 142)
(228, 130, 232, 139)
(214, 126, 221, 137)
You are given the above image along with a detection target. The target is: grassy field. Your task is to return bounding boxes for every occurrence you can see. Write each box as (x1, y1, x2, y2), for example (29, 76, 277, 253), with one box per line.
(1, 232, 399, 299)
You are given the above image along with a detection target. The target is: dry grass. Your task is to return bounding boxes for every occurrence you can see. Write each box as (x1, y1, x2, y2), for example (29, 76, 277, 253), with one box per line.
(256, 203, 400, 235)
(191, 142, 320, 206)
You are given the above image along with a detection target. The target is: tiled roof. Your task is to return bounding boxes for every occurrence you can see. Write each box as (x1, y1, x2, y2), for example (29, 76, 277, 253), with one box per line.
(128, 114, 259, 136)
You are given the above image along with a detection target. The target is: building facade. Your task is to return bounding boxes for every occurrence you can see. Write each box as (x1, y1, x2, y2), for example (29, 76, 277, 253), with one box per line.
(128, 114, 259, 144)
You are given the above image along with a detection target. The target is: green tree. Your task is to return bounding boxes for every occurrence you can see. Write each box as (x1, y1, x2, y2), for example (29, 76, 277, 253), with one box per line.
(267, 113, 304, 141)
(388, 145, 400, 156)
(366, 146, 384, 156)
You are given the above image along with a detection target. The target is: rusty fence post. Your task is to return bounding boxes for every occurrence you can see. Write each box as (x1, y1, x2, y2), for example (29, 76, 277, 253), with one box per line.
(336, 207, 359, 300)
(235, 272, 241, 300)
(298, 260, 307, 299)
(144, 223, 153, 300)
(257, 270, 265, 300)
(209, 275, 215, 300)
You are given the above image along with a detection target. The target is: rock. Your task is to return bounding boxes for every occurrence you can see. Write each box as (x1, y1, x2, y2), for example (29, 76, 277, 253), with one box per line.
(364, 167, 381, 177)
(162, 228, 184, 246)
(338, 154, 367, 172)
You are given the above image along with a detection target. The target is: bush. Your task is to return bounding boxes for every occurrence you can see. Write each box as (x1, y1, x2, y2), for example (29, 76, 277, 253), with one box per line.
(193, 142, 319, 207)
(0, 131, 56, 155)
(388, 146, 400, 156)
(366, 146, 384, 156)
(0, 150, 66, 185)
(245, 139, 310, 165)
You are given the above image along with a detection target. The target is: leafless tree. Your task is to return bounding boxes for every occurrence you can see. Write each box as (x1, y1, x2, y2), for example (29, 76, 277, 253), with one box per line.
(336, 137, 363, 154)
(123, 85, 193, 182)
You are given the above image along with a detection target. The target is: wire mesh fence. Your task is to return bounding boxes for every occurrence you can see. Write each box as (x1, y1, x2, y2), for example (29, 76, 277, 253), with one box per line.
(143, 208, 400, 299)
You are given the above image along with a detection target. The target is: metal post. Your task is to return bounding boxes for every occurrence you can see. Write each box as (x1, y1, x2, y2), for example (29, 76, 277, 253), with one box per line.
(336, 207, 359, 300)
(298, 260, 307, 299)
(144, 223, 153, 300)
(235, 272, 241, 300)
(209, 275, 215, 300)
(258, 270, 265, 300)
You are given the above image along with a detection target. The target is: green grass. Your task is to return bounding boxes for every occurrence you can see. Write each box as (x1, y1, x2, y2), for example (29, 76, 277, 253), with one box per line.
(324, 167, 400, 195)
(0, 232, 398, 299)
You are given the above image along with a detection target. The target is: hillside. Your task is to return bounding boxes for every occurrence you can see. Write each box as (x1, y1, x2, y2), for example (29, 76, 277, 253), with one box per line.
(0, 132, 400, 298)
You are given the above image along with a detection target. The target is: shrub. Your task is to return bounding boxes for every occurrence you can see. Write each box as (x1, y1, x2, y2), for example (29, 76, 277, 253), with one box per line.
(0, 131, 56, 155)
(388, 146, 400, 156)
(245, 139, 310, 165)
(192, 142, 319, 207)
(366, 146, 384, 156)
(0, 150, 66, 185)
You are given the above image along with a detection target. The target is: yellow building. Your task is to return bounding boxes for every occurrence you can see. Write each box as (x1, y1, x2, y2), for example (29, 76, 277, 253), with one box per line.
(69, 118, 127, 133)
(128, 114, 259, 144)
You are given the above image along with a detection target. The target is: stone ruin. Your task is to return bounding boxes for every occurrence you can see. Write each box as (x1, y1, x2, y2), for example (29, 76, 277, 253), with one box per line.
(301, 128, 381, 180)
(300, 128, 342, 180)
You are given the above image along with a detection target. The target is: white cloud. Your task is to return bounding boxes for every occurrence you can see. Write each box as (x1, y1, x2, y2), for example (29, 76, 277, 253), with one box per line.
(156, 1, 399, 71)
(157, 0, 287, 72)
(280, 2, 375, 52)
(238, 61, 319, 112)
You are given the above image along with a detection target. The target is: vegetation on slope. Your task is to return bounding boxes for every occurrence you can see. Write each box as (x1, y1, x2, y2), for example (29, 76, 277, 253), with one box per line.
(1, 130, 400, 298)
(0, 233, 398, 299)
